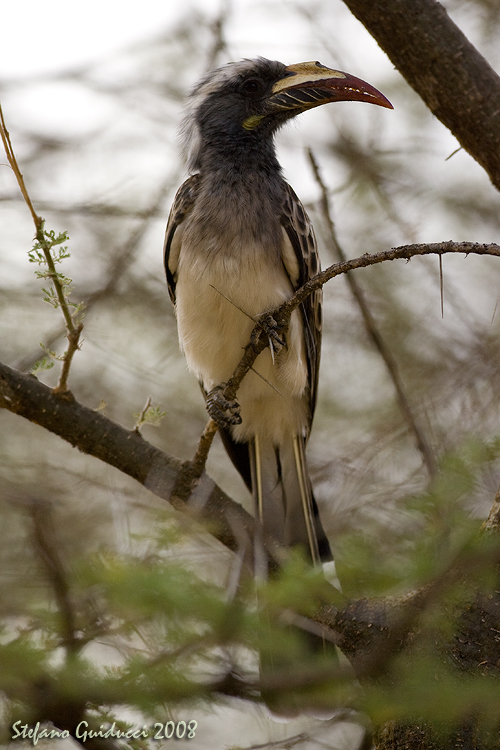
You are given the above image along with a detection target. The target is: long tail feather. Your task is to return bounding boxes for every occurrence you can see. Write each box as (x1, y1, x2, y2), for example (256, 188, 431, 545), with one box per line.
(250, 434, 338, 718)
(249, 434, 332, 565)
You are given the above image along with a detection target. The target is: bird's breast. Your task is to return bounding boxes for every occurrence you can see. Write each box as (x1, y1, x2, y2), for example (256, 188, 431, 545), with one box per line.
(174, 230, 308, 436)
(171, 179, 309, 441)
(175, 236, 289, 383)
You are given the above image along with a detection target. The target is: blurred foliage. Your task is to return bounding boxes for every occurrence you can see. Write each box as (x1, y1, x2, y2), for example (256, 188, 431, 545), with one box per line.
(0, 501, 352, 740)
(337, 436, 500, 598)
(2, 0, 500, 747)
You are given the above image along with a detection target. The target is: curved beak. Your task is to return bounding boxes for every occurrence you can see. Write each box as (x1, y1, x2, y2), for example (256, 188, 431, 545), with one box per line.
(268, 60, 393, 113)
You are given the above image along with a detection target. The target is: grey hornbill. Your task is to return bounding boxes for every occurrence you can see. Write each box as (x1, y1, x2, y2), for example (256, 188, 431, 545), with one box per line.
(164, 58, 392, 570)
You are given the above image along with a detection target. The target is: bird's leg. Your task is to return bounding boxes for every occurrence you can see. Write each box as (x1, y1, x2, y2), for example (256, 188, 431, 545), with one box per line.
(206, 385, 242, 426)
(251, 313, 286, 354)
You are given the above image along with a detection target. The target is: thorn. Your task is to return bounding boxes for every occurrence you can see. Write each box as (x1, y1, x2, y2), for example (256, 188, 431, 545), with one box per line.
(268, 336, 275, 365)
(209, 284, 255, 322)
(492, 294, 500, 323)
(445, 146, 462, 161)
(209, 285, 285, 349)
(439, 255, 444, 318)
(249, 365, 282, 396)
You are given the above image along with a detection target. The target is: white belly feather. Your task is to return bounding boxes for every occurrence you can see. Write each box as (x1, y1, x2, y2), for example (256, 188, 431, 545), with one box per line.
(174, 241, 309, 443)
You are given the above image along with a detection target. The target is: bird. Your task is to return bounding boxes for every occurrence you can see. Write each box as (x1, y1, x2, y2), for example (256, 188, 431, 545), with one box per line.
(164, 57, 392, 573)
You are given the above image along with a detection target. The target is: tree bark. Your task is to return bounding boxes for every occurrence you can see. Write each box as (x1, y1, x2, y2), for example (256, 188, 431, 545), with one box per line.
(341, 0, 500, 192)
(0, 361, 255, 555)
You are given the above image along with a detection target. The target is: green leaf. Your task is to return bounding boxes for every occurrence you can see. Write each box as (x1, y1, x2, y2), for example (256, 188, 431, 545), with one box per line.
(31, 357, 55, 375)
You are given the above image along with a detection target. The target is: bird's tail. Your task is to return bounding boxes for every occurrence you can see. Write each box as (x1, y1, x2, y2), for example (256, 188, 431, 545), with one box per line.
(249, 433, 332, 567)
(249, 434, 338, 718)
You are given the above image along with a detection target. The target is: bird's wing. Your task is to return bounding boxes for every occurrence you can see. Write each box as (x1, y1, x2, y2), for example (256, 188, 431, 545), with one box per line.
(163, 174, 201, 304)
(165, 173, 255, 491)
(280, 182, 322, 427)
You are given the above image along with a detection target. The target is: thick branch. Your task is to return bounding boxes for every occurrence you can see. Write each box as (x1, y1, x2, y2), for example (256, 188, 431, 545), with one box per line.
(0, 361, 255, 555)
(340, 0, 500, 191)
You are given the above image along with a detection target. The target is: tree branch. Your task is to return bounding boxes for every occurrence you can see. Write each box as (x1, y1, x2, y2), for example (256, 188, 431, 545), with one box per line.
(28, 497, 80, 654)
(220, 241, 500, 414)
(308, 149, 438, 477)
(0, 101, 83, 391)
(0, 360, 255, 556)
(340, 0, 500, 191)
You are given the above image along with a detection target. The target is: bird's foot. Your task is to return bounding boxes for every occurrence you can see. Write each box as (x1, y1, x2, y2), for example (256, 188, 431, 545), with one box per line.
(206, 385, 242, 426)
(252, 313, 286, 354)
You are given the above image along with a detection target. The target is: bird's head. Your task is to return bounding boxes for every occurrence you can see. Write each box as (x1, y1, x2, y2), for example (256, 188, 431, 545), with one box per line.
(181, 57, 393, 172)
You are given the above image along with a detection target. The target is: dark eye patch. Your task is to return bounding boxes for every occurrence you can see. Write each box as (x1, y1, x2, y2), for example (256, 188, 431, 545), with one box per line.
(240, 77, 265, 97)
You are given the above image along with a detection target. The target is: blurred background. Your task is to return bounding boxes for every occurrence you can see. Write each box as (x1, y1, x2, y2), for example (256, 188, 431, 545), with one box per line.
(1, 0, 500, 746)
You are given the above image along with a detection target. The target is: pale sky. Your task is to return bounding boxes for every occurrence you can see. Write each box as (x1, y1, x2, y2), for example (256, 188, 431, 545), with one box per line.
(1, 0, 217, 77)
(2, 0, 389, 79)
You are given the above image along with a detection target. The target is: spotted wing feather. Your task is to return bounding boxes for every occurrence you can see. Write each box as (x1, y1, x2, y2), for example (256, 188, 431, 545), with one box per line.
(163, 174, 201, 304)
(280, 183, 322, 429)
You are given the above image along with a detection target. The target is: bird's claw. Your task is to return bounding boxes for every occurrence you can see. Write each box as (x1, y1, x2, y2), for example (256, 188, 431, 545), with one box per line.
(252, 313, 286, 353)
(206, 385, 242, 426)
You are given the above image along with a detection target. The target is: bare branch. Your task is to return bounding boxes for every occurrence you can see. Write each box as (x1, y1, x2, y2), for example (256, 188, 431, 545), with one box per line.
(340, 0, 500, 191)
(190, 418, 219, 477)
(205, 0, 231, 71)
(0, 102, 83, 392)
(0, 104, 39, 226)
(15, 172, 178, 374)
(53, 322, 83, 395)
(308, 149, 437, 477)
(0, 359, 255, 556)
(285, 241, 500, 316)
(28, 497, 80, 654)
(220, 241, 500, 412)
(168, 417, 220, 507)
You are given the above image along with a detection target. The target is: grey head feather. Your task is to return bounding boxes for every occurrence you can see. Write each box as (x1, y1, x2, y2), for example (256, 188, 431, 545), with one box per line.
(180, 57, 280, 173)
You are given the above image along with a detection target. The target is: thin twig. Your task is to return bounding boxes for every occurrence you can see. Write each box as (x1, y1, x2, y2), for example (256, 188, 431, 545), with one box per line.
(190, 417, 219, 477)
(286, 241, 500, 314)
(0, 101, 82, 393)
(15, 172, 179, 374)
(205, 0, 231, 71)
(209, 283, 257, 323)
(52, 323, 83, 395)
(0, 103, 39, 227)
(28, 498, 80, 655)
(308, 148, 438, 477)
(439, 254, 444, 318)
(167, 417, 220, 508)
(219, 240, 500, 435)
(134, 395, 152, 433)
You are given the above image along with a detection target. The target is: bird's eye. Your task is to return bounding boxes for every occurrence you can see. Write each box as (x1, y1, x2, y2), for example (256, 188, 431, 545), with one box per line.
(240, 78, 264, 97)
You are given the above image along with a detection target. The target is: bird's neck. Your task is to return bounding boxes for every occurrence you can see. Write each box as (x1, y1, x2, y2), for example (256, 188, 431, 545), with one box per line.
(193, 132, 286, 250)
(197, 129, 283, 182)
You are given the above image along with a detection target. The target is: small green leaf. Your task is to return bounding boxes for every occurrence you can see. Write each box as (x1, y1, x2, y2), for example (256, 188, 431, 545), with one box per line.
(31, 357, 55, 375)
